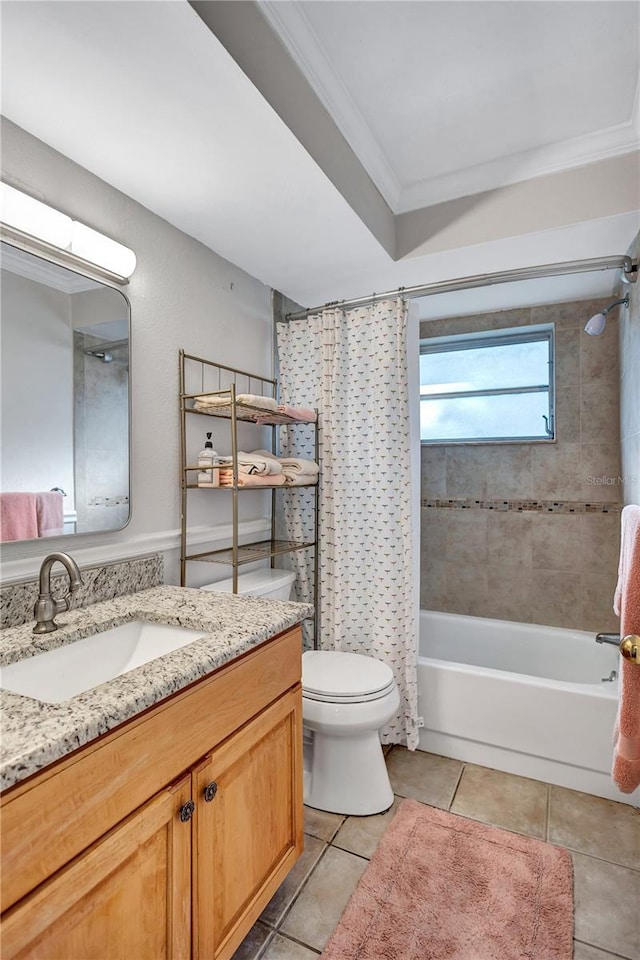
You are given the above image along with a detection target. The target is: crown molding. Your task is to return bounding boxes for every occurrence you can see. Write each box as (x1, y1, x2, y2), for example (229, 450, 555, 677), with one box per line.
(398, 110, 640, 214)
(258, 0, 402, 210)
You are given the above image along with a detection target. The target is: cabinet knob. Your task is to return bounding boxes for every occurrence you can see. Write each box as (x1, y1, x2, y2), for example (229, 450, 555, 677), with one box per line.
(179, 800, 195, 823)
(203, 781, 218, 802)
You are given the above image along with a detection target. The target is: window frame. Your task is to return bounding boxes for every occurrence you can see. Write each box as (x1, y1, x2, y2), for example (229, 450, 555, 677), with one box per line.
(419, 324, 556, 445)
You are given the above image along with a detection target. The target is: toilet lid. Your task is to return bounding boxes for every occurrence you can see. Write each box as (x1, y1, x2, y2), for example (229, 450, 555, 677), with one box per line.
(302, 650, 396, 703)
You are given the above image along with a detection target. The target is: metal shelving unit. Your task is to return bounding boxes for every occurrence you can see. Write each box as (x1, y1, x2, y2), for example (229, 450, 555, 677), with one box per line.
(179, 350, 319, 645)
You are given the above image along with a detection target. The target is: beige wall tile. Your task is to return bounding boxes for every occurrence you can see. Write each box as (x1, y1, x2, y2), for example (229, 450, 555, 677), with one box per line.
(531, 513, 582, 572)
(421, 444, 446, 497)
(580, 315, 620, 384)
(486, 511, 533, 566)
(532, 570, 582, 628)
(531, 443, 583, 500)
(581, 382, 620, 444)
(555, 385, 581, 443)
(445, 446, 489, 498)
(444, 561, 488, 617)
(486, 565, 534, 623)
(421, 508, 447, 556)
(581, 443, 623, 503)
(554, 325, 581, 386)
(485, 445, 532, 498)
(581, 571, 619, 633)
(445, 510, 488, 563)
(420, 558, 447, 610)
(579, 514, 621, 575)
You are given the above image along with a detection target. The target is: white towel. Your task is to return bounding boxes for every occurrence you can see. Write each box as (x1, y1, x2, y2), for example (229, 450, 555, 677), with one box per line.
(194, 393, 278, 411)
(253, 450, 319, 476)
(218, 452, 283, 476)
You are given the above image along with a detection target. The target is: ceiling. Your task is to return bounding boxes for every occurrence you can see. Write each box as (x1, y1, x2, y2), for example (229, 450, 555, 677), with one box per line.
(0, 0, 638, 314)
(261, 1, 640, 211)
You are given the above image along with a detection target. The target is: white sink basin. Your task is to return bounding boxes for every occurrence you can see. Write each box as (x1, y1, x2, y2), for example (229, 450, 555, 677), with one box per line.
(0, 621, 207, 704)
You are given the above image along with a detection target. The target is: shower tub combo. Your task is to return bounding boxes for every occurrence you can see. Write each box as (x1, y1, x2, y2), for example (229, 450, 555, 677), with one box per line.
(417, 610, 638, 806)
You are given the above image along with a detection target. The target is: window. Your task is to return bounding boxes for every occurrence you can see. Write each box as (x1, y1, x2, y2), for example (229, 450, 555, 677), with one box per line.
(420, 326, 554, 443)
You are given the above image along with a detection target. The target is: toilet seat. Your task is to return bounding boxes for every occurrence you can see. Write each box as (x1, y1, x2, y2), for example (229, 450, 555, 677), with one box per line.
(302, 650, 395, 704)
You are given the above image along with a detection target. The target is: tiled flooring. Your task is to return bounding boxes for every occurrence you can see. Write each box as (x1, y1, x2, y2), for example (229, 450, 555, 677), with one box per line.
(233, 748, 640, 960)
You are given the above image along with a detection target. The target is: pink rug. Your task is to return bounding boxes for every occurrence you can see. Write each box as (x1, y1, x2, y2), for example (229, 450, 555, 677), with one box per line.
(321, 799, 573, 960)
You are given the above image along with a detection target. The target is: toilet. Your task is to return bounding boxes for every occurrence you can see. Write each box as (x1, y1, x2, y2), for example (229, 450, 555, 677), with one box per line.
(199, 567, 297, 601)
(201, 570, 398, 817)
(302, 649, 399, 816)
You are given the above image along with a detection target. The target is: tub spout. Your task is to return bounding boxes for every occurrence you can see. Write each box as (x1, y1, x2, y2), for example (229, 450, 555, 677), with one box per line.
(595, 632, 621, 646)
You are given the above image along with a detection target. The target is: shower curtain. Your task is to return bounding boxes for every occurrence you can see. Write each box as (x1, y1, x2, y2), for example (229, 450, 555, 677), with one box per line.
(276, 297, 420, 748)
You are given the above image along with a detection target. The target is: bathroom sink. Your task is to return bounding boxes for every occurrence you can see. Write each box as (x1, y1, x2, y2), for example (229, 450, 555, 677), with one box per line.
(0, 621, 207, 704)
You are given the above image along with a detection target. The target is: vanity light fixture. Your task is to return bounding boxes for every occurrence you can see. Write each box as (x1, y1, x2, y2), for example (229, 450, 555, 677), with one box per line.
(0, 182, 136, 282)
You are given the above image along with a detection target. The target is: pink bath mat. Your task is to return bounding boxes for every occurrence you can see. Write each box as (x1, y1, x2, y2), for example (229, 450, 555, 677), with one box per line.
(321, 799, 573, 960)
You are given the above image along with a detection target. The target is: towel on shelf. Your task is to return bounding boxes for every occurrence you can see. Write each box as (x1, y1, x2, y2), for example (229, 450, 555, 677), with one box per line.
(219, 470, 285, 488)
(253, 450, 319, 477)
(0, 492, 38, 542)
(194, 393, 278, 412)
(612, 503, 640, 794)
(284, 475, 318, 486)
(35, 491, 64, 537)
(276, 404, 317, 423)
(218, 452, 283, 476)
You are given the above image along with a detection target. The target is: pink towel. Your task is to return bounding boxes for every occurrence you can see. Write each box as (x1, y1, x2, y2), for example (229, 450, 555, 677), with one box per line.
(36, 491, 64, 536)
(276, 404, 317, 422)
(0, 492, 38, 542)
(612, 504, 640, 794)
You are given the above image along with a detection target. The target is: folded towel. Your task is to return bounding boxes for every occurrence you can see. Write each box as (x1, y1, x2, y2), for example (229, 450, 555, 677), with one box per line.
(36, 491, 64, 536)
(252, 450, 319, 477)
(276, 404, 317, 423)
(219, 470, 285, 488)
(194, 393, 278, 411)
(0, 492, 38, 542)
(612, 504, 640, 794)
(218, 452, 283, 476)
(284, 475, 318, 486)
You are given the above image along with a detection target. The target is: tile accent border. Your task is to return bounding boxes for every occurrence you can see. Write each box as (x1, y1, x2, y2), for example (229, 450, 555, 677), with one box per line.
(421, 498, 622, 515)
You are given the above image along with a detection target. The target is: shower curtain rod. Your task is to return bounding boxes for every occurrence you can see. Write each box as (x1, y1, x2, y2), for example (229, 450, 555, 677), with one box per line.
(282, 254, 637, 322)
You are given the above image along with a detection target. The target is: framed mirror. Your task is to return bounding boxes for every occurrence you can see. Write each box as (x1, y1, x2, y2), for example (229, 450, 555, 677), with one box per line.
(1, 241, 130, 542)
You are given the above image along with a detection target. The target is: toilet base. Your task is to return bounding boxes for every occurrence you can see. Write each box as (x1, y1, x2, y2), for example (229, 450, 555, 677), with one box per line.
(304, 728, 394, 816)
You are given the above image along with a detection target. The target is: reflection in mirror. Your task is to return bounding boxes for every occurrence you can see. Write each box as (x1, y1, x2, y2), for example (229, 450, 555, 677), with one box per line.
(1, 242, 130, 542)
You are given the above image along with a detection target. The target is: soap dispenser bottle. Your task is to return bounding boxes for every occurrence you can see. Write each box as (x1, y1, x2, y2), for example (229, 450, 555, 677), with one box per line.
(197, 432, 219, 488)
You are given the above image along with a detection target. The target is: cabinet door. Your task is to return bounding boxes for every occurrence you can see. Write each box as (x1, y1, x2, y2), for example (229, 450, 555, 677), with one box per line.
(193, 687, 303, 960)
(1, 775, 192, 960)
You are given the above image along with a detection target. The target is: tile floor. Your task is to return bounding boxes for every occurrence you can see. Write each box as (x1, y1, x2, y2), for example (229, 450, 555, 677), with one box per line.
(233, 748, 640, 960)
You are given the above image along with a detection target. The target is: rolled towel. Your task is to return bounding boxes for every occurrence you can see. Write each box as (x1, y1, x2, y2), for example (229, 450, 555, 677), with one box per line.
(218, 452, 282, 476)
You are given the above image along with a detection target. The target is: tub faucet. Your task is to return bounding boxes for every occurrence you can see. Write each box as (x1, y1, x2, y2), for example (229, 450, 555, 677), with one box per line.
(33, 552, 84, 635)
(595, 632, 621, 646)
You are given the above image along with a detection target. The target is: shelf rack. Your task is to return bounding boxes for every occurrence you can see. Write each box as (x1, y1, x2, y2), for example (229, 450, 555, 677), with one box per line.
(179, 350, 319, 645)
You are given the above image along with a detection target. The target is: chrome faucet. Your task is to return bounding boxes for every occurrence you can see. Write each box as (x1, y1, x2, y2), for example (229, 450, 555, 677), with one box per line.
(595, 632, 621, 646)
(33, 553, 84, 635)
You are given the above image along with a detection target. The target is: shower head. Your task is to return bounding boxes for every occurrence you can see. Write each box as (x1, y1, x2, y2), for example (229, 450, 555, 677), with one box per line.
(584, 297, 629, 336)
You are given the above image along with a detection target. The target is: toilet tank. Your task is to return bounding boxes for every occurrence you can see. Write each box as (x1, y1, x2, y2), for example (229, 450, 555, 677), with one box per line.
(200, 568, 296, 601)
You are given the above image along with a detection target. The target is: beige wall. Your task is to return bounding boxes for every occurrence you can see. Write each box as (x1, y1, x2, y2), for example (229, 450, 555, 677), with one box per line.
(618, 230, 640, 506)
(420, 299, 622, 632)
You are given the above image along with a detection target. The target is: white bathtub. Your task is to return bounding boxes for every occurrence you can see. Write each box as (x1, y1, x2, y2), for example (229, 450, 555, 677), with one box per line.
(418, 610, 639, 806)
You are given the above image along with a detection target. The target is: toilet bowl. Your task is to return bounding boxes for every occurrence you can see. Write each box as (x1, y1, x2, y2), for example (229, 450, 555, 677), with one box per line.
(302, 649, 399, 816)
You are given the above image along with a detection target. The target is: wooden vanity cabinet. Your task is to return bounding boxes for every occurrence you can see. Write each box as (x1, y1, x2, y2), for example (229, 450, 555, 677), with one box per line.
(0, 627, 303, 960)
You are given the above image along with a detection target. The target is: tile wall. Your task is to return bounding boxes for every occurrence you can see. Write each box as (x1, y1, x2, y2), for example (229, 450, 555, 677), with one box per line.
(618, 229, 640, 507)
(420, 300, 622, 631)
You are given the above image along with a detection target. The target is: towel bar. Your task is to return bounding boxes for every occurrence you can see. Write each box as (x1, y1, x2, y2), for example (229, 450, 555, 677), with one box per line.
(620, 635, 640, 664)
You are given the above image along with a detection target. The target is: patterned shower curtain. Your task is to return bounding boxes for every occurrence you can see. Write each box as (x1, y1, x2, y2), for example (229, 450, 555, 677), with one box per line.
(276, 298, 419, 749)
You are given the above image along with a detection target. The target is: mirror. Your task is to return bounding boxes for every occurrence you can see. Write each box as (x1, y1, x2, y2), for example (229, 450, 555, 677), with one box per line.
(1, 241, 130, 542)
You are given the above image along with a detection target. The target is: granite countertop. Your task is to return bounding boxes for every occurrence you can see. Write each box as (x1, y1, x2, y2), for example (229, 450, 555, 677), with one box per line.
(0, 585, 312, 792)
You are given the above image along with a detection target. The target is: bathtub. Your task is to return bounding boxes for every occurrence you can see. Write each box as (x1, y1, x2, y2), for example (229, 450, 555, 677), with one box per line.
(417, 610, 638, 806)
